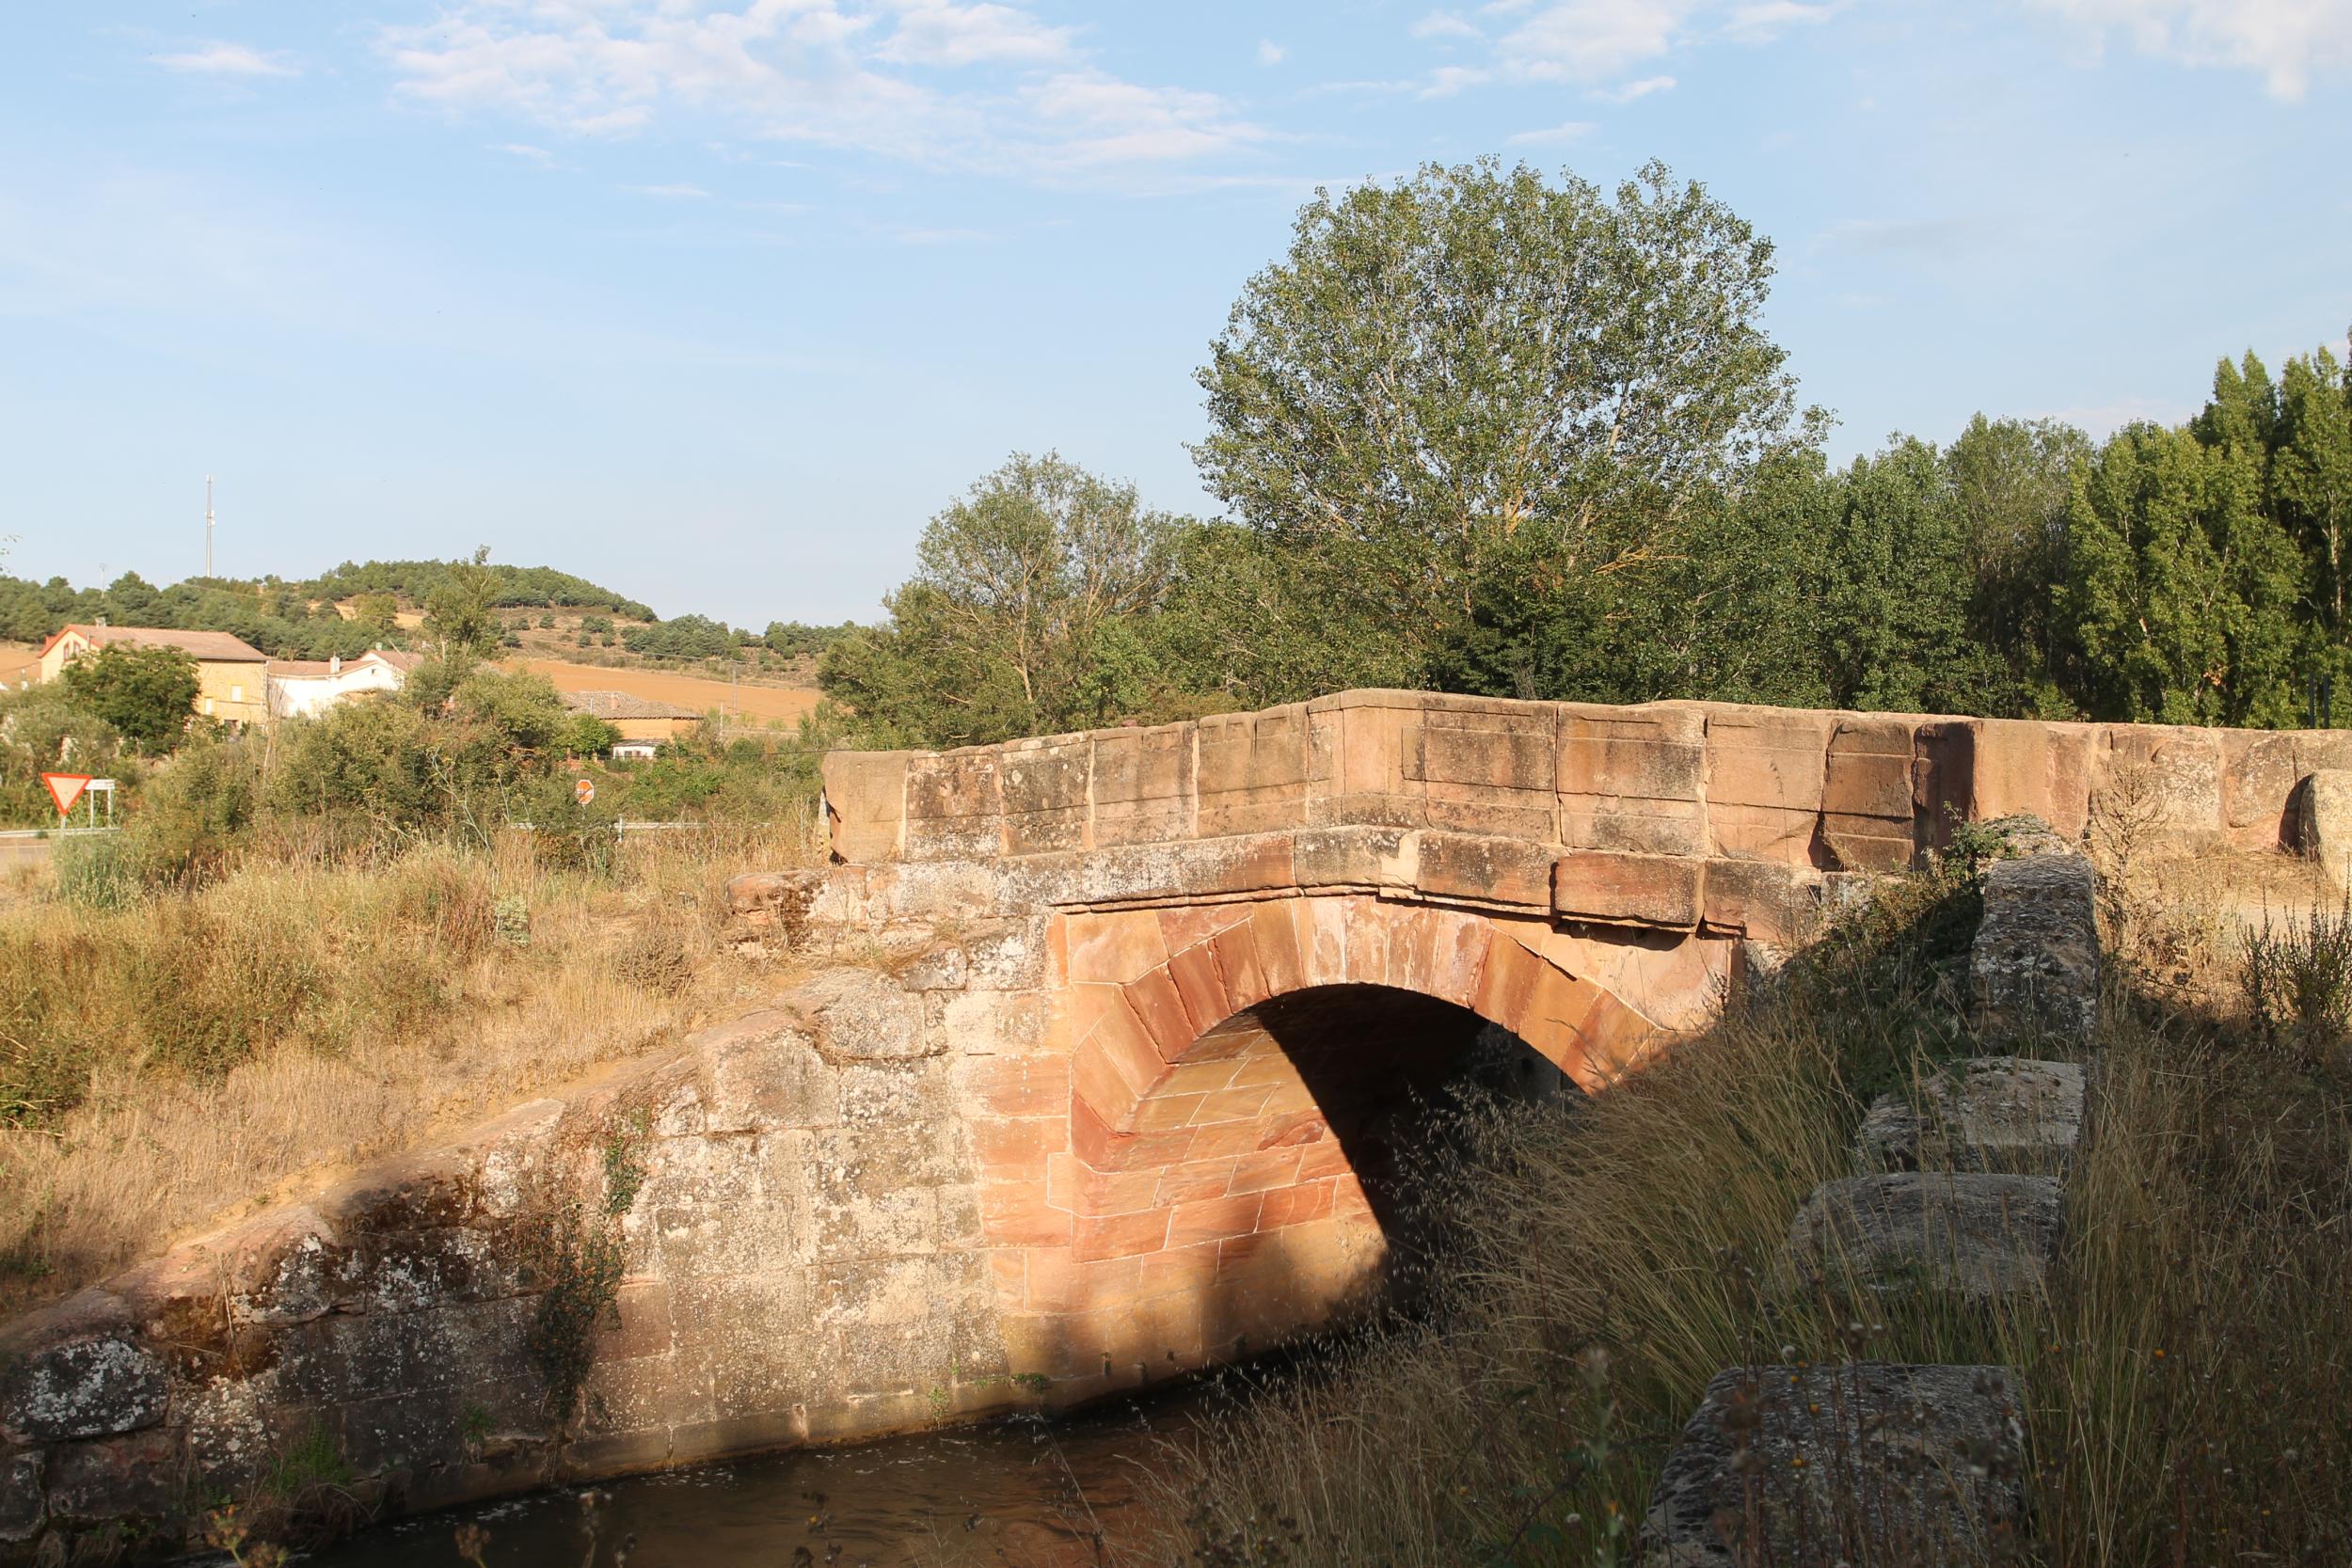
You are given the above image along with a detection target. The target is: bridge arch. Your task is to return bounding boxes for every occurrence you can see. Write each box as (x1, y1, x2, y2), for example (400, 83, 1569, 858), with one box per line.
(980, 894, 1677, 1400)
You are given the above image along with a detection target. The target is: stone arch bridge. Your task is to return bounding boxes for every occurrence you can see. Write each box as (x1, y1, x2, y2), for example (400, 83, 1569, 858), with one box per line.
(3, 690, 2337, 1557)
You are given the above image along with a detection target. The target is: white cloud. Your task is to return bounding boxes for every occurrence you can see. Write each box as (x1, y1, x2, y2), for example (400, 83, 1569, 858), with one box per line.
(1722, 1, 1844, 42)
(2026, 0, 2352, 100)
(1597, 72, 1677, 100)
(150, 41, 299, 78)
(1421, 64, 1496, 95)
(1506, 119, 1598, 142)
(876, 2, 1074, 67)
(377, 1, 1264, 181)
(627, 182, 713, 198)
(1257, 39, 1287, 66)
(1499, 0, 1693, 83)
(1411, 11, 1484, 39)
(494, 142, 558, 165)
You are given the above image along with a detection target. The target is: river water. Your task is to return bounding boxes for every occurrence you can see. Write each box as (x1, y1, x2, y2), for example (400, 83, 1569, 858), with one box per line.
(300, 1389, 1211, 1568)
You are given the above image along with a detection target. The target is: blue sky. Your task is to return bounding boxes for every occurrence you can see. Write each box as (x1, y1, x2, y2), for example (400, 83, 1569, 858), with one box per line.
(4, 2, 2347, 627)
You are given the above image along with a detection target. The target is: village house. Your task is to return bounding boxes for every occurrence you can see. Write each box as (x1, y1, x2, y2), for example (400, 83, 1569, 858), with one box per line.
(37, 623, 271, 727)
(561, 689, 702, 747)
(265, 647, 422, 719)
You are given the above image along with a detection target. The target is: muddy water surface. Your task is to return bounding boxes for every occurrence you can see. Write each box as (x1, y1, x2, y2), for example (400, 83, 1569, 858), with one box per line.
(301, 1392, 1207, 1568)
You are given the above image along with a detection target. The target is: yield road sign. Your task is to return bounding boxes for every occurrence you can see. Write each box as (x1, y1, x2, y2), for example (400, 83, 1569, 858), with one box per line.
(41, 773, 93, 816)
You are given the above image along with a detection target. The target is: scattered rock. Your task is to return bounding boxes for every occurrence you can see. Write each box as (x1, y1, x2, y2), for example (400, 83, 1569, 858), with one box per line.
(1972, 853, 2099, 1045)
(41, 1430, 181, 1523)
(2290, 770, 2352, 887)
(1858, 1057, 2087, 1175)
(724, 868, 822, 946)
(1643, 1361, 2026, 1567)
(1786, 1173, 2063, 1300)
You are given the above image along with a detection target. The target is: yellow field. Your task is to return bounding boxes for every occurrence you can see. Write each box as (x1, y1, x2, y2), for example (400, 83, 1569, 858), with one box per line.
(508, 657, 822, 725)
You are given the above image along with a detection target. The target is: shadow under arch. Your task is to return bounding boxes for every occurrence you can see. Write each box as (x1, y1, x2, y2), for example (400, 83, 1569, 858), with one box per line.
(1042, 895, 1668, 1378)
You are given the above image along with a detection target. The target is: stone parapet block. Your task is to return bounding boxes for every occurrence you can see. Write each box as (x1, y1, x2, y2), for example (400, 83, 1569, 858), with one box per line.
(1785, 1173, 2063, 1300)
(1858, 1057, 2086, 1176)
(1971, 853, 2100, 1046)
(1643, 1361, 2026, 1566)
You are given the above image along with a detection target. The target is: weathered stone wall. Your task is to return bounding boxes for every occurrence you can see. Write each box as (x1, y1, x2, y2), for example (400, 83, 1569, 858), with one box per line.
(0, 991, 1007, 1563)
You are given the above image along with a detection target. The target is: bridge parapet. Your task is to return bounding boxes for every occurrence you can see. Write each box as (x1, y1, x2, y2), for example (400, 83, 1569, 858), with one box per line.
(824, 689, 2352, 935)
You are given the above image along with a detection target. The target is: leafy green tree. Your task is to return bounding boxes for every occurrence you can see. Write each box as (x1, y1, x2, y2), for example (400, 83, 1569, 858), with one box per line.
(351, 591, 401, 629)
(2274, 343, 2352, 643)
(1947, 415, 2093, 716)
(2058, 423, 2303, 725)
(61, 642, 199, 753)
(424, 547, 502, 658)
(1192, 157, 1814, 690)
(820, 453, 1183, 746)
(0, 684, 125, 822)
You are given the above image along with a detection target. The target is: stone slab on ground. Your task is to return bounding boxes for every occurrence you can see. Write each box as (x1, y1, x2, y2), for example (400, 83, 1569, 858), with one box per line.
(1786, 1173, 2062, 1300)
(1972, 852, 2100, 1045)
(1643, 1361, 2026, 1567)
(1858, 1057, 2087, 1176)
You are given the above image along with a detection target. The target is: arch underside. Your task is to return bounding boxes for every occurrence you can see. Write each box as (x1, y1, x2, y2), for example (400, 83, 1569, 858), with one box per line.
(975, 892, 1732, 1402)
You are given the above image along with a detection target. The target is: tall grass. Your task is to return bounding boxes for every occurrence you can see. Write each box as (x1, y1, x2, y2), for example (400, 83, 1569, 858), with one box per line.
(0, 817, 820, 1315)
(1147, 865, 2352, 1565)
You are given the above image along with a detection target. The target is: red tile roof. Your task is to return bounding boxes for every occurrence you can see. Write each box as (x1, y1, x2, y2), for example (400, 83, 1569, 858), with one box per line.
(42, 625, 268, 663)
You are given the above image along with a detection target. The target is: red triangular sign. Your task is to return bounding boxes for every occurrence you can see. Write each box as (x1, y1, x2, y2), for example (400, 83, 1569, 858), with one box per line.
(41, 773, 92, 816)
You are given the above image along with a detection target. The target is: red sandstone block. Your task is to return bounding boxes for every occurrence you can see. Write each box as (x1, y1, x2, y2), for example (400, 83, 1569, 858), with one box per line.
(969, 1117, 1066, 1176)
(1061, 1157, 1162, 1215)
(1191, 1084, 1277, 1123)
(1169, 1192, 1265, 1247)
(1416, 831, 1556, 909)
(1296, 1135, 1352, 1181)
(1211, 922, 1270, 1012)
(1072, 1037, 1141, 1132)
(986, 1249, 1027, 1302)
(1131, 1091, 1209, 1133)
(1154, 1158, 1237, 1206)
(1023, 1253, 1143, 1314)
(1138, 1241, 1222, 1298)
(1516, 965, 1599, 1077)
(1473, 935, 1545, 1037)
(1160, 1056, 1245, 1096)
(1256, 1111, 1327, 1149)
(1328, 1173, 1374, 1219)
(1167, 942, 1231, 1034)
(1249, 899, 1306, 998)
(1225, 1052, 1304, 1090)
(1073, 1208, 1173, 1262)
(1231, 1146, 1306, 1194)
(1158, 905, 1247, 958)
(1184, 1119, 1271, 1161)
(979, 1183, 1073, 1246)
(966, 1056, 1068, 1119)
(1295, 897, 1350, 987)
(1259, 1079, 1318, 1117)
(1065, 910, 1170, 985)
(1082, 990, 1168, 1100)
(1341, 897, 1392, 987)
(1124, 966, 1196, 1061)
(1259, 1180, 1336, 1229)
(1551, 849, 1702, 929)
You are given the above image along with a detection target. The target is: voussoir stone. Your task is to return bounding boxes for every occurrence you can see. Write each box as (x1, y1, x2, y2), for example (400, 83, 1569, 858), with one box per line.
(1972, 853, 2100, 1045)
(1786, 1173, 2063, 1299)
(1858, 1056, 2087, 1176)
(1643, 1362, 2026, 1567)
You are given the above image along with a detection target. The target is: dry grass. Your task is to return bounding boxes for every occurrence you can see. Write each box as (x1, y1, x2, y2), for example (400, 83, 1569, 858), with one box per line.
(0, 818, 821, 1315)
(504, 657, 821, 725)
(1144, 851, 2352, 1566)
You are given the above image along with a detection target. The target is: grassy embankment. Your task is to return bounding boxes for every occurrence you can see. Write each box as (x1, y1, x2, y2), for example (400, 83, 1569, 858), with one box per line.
(0, 816, 820, 1320)
(1145, 835, 2352, 1566)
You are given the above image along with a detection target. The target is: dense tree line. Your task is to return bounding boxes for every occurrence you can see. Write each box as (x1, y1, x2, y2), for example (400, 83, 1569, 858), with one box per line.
(821, 159, 2352, 747)
(0, 558, 658, 661)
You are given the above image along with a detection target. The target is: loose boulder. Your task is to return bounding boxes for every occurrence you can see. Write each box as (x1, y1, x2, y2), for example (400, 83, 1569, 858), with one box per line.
(1644, 1362, 2026, 1567)
(1785, 1173, 2062, 1300)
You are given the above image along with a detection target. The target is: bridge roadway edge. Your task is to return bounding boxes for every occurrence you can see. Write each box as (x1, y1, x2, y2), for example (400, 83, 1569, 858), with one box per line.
(4, 689, 2345, 1560)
